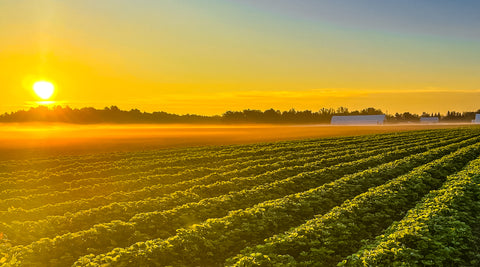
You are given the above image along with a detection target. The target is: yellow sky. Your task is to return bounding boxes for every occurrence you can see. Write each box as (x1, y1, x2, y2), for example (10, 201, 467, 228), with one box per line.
(1, 1, 479, 115)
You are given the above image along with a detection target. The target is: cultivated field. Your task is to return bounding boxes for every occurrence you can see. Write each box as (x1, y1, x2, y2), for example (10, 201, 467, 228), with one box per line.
(1, 127, 480, 266)
(0, 123, 471, 159)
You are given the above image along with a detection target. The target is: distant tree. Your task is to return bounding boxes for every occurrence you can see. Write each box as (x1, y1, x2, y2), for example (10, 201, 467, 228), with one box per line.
(360, 107, 383, 115)
(336, 107, 349, 115)
(263, 109, 282, 123)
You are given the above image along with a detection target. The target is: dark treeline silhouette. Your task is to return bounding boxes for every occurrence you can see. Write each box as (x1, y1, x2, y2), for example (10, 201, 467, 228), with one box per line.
(0, 106, 479, 124)
(386, 111, 479, 123)
(0, 106, 219, 124)
(222, 107, 383, 123)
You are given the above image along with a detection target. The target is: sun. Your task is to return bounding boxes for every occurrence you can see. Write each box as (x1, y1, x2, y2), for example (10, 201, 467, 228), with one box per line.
(33, 81, 55, 100)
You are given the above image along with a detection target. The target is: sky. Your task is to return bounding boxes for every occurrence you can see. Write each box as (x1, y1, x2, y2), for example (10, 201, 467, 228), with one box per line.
(0, 0, 479, 115)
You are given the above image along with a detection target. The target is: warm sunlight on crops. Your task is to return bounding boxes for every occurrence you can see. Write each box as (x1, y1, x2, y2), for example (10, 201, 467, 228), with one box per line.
(0, 123, 473, 159)
(2, 127, 480, 266)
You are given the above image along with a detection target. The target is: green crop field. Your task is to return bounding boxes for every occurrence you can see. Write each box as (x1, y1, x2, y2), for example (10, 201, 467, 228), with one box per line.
(1, 127, 480, 266)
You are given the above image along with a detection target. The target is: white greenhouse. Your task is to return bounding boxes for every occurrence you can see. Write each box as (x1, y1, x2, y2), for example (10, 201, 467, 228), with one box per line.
(472, 114, 480, 123)
(331, 115, 386, 125)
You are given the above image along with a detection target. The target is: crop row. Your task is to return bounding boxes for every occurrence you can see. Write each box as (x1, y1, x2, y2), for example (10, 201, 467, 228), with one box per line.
(341, 157, 480, 266)
(0, 129, 447, 220)
(0, 133, 462, 248)
(0, 128, 467, 180)
(5, 134, 478, 266)
(0, 137, 339, 191)
(0, 130, 416, 202)
(0, 128, 463, 186)
(0, 128, 426, 197)
(72, 136, 480, 266)
(0, 135, 352, 172)
(2, 131, 470, 245)
(0, 130, 392, 178)
(0, 132, 445, 247)
(225, 141, 480, 267)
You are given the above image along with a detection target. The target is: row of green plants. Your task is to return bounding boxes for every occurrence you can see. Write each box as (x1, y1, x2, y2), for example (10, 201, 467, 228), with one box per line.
(0, 141, 363, 208)
(6, 134, 476, 266)
(226, 141, 480, 267)
(6, 132, 456, 246)
(1, 129, 414, 200)
(74, 136, 480, 266)
(0, 138, 334, 192)
(0, 132, 408, 222)
(341, 157, 480, 266)
(1, 128, 479, 266)
(0, 144, 405, 245)
(0, 128, 461, 178)
(0, 131, 408, 222)
(1, 130, 383, 179)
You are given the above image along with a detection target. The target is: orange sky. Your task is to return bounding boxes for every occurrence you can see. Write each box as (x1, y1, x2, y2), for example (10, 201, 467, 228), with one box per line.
(1, 1, 479, 115)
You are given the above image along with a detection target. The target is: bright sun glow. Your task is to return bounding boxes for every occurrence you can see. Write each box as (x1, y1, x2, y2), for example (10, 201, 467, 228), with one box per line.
(33, 81, 55, 100)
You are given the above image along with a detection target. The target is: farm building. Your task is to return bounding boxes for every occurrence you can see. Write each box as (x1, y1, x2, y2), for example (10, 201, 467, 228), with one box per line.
(420, 117, 439, 123)
(331, 115, 386, 125)
(472, 114, 480, 123)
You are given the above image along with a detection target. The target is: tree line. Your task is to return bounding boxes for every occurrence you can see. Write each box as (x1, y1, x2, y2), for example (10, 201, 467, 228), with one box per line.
(0, 106, 478, 124)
